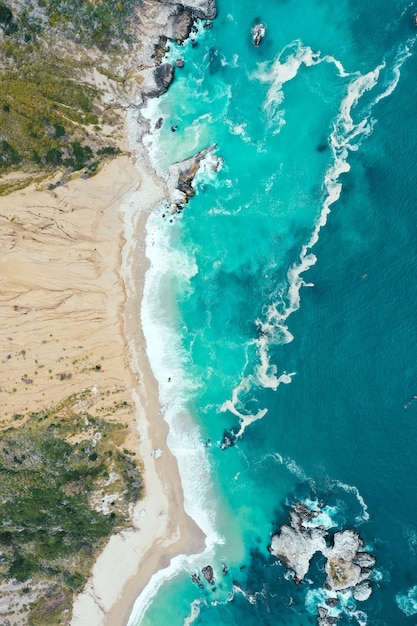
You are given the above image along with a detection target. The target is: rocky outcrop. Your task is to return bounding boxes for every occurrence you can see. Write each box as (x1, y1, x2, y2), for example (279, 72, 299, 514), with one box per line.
(167, 143, 218, 208)
(251, 23, 266, 46)
(202, 565, 214, 583)
(165, 4, 194, 41)
(162, 0, 217, 20)
(270, 501, 375, 625)
(141, 63, 175, 99)
(136, 1, 217, 103)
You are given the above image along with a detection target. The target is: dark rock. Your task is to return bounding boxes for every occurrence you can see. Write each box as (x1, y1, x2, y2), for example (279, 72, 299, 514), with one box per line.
(317, 606, 339, 625)
(251, 23, 266, 46)
(154, 36, 169, 64)
(353, 580, 372, 601)
(171, 125, 178, 132)
(220, 428, 237, 449)
(222, 562, 229, 574)
(167, 143, 217, 206)
(153, 63, 175, 96)
(209, 47, 222, 74)
(175, 57, 185, 68)
(166, 5, 194, 42)
(353, 551, 376, 569)
(155, 117, 163, 130)
(325, 597, 338, 607)
(202, 565, 214, 583)
(191, 572, 203, 588)
(203, 20, 213, 29)
(193, 0, 217, 20)
(317, 142, 327, 152)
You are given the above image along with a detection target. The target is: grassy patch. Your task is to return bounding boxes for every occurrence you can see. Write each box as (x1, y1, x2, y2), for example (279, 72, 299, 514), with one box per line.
(0, 391, 143, 623)
(0, 1, 131, 181)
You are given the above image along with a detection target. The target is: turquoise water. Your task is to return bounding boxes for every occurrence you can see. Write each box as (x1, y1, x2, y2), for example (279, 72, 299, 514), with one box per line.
(132, 1, 417, 624)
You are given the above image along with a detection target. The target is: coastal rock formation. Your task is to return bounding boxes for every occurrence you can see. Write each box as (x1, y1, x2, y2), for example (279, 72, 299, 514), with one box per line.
(202, 565, 214, 583)
(137, 1, 217, 103)
(165, 4, 194, 41)
(162, 0, 217, 20)
(270, 501, 375, 624)
(141, 62, 175, 99)
(251, 23, 266, 46)
(167, 143, 217, 208)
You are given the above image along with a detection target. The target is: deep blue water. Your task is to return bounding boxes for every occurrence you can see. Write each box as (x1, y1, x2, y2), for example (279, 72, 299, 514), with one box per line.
(131, 0, 417, 623)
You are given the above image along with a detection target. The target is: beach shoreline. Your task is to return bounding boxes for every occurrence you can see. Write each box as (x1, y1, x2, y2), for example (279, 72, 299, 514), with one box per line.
(69, 134, 206, 624)
(0, 1, 218, 622)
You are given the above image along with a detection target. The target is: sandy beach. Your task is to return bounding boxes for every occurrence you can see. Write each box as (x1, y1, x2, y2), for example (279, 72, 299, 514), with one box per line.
(0, 150, 204, 624)
(71, 152, 205, 625)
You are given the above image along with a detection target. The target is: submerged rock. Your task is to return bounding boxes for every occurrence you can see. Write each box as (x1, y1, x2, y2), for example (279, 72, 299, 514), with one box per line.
(191, 572, 203, 588)
(209, 46, 222, 74)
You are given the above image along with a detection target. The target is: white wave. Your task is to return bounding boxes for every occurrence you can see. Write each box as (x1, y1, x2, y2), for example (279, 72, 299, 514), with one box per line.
(305, 588, 340, 617)
(301, 498, 339, 530)
(251, 46, 411, 395)
(163, 19, 209, 64)
(374, 36, 415, 105)
(192, 149, 224, 191)
(371, 567, 390, 583)
(130, 211, 225, 625)
(253, 40, 351, 132)
(220, 374, 268, 440)
(128, 544, 222, 626)
(307, 587, 369, 625)
(142, 211, 224, 541)
(184, 599, 204, 625)
(397, 585, 417, 616)
(334, 481, 369, 523)
(248, 61, 387, 403)
(225, 118, 252, 143)
(273, 452, 314, 487)
(272, 454, 369, 524)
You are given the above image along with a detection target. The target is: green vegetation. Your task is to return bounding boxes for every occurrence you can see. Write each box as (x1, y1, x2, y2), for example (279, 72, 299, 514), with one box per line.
(0, 392, 143, 623)
(43, 0, 139, 50)
(0, 0, 134, 180)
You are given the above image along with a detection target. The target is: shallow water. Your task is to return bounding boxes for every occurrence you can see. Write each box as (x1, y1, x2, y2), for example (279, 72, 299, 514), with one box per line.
(131, 0, 417, 623)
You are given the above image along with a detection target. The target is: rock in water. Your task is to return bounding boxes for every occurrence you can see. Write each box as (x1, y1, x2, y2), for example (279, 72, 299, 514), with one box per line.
(166, 5, 194, 42)
(154, 63, 175, 95)
(270, 524, 327, 583)
(269, 501, 376, 624)
(353, 580, 372, 601)
(141, 63, 175, 99)
(251, 23, 266, 46)
(167, 143, 217, 208)
(202, 565, 214, 583)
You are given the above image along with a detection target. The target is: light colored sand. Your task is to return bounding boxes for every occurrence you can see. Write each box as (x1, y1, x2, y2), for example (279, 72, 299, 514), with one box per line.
(0, 154, 205, 626)
(0, 157, 138, 426)
(71, 156, 205, 626)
